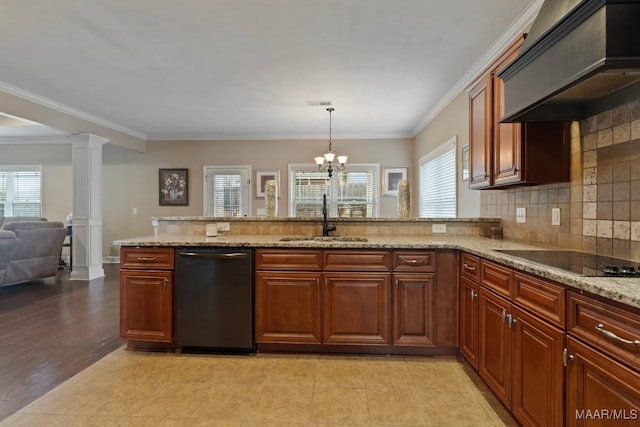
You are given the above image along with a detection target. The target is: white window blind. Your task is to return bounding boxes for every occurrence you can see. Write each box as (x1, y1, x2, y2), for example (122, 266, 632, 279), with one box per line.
(419, 138, 456, 218)
(289, 164, 379, 217)
(0, 167, 42, 217)
(204, 166, 251, 217)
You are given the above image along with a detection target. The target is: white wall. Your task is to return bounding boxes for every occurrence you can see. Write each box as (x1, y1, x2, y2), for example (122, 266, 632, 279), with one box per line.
(413, 91, 480, 217)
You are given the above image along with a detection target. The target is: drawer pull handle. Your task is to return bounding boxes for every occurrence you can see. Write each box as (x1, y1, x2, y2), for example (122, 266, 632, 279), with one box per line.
(402, 259, 425, 266)
(137, 257, 158, 262)
(501, 309, 508, 323)
(595, 323, 640, 347)
(463, 263, 476, 271)
(470, 290, 477, 301)
(562, 348, 574, 366)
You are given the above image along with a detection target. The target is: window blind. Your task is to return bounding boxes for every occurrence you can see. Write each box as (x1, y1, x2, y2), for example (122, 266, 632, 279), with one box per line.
(419, 140, 456, 218)
(289, 164, 379, 217)
(0, 168, 42, 217)
(204, 166, 250, 217)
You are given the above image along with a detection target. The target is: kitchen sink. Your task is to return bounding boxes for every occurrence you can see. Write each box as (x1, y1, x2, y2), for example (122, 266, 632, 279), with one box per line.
(279, 236, 368, 242)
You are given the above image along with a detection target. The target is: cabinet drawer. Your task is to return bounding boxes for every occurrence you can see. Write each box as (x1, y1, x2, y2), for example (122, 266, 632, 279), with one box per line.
(120, 247, 174, 270)
(513, 272, 566, 328)
(255, 249, 322, 271)
(568, 291, 640, 371)
(323, 250, 391, 272)
(460, 252, 480, 282)
(480, 260, 513, 298)
(392, 251, 436, 272)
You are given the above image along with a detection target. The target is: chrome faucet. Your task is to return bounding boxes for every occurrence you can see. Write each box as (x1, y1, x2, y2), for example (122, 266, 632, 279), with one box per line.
(322, 194, 336, 237)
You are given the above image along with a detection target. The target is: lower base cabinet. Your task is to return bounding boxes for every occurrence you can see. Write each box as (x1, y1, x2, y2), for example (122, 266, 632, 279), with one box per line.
(255, 271, 322, 344)
(323, 272, 390, 345)
(255, 249, 458, 353)
(393, 273, 435, 346)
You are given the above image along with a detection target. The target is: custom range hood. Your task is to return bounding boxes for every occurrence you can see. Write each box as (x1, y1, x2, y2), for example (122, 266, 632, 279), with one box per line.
(499, 0, 640, 122)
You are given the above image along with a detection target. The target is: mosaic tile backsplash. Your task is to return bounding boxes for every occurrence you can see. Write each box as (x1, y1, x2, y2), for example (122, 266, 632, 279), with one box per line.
(481, 99, 640, 261)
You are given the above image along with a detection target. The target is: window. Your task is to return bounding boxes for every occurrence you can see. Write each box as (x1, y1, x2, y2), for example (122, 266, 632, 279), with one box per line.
(289, 164, 379, 217)
(419, 137, 457, 218)
(0, 166, 42, 217)
(203, 166, 251, 216)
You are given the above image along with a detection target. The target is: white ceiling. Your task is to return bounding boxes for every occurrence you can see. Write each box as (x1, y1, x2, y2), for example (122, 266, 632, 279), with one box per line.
(0, 0, 538, 141)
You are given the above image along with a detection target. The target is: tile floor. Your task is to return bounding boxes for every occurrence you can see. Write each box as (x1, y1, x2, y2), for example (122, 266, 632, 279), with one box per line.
(1, 347, 518, 426)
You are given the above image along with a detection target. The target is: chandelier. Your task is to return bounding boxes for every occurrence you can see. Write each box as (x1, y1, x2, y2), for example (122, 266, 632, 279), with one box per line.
(314, 107, 347, 177)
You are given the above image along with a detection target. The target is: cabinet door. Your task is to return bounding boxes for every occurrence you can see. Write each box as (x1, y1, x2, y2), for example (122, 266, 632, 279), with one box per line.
(323, 272, 390, 345)
(255, 271, 322, 344)
(120, 270, 173, 342)
(392, 273, 435, 346)
(469, 75, 492, 189)
(479, 288, 512, 407)
(512, 306, 565, 427)
(566, 336, 640, 427)
(460, 276, 479, 370)
(492, 42, 522, 186)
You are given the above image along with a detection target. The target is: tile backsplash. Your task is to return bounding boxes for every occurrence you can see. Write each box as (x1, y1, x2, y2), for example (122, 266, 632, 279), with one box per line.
(481, 99, 640, 260)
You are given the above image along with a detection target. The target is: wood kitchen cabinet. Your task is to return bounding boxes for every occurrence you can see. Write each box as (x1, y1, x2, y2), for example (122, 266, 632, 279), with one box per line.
(255, 271, 322, 344)
(468, 255, 566, 427)
(119, 247, 174, 342)
(392, 251, 437, 347)
(255, 249, 323, 344)
(468, 34, 570, 189)
(255, 248, 457, 354)
(323, 272, 390, 345)
(460, 275, 480, 369)
(565, 291, 640, 426)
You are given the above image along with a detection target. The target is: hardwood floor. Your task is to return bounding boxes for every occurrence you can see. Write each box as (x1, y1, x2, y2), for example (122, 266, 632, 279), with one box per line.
(0, 264, 123, 422)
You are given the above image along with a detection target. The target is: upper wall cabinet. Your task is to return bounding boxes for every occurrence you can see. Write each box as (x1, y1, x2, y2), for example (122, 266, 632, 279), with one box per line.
(468, 35, 571, 189)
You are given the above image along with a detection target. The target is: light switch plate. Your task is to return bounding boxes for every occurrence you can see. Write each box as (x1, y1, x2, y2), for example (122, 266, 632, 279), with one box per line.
(552, 208, 561, 226)
(432, 223, 447, 233)
(516, 207, 526, 224)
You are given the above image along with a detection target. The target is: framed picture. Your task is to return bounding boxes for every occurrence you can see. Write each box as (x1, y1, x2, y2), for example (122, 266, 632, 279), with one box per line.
(462, 144, 470, 181)
(256, 170, 280, 198)
(383, 167, 408, 196)
(159, 168, 188, 206)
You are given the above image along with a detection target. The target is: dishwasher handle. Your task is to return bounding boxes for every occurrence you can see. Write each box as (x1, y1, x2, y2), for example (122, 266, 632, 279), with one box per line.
(178, 251, 248, 260)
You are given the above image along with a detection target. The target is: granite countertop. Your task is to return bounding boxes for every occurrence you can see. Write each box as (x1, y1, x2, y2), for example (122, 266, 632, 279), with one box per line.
(112, 234, 640, 310)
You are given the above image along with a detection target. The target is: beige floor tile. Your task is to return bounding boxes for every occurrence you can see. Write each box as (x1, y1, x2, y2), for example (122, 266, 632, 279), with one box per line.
(360, 359, 414, 390)
(250, 386, 313, 423)
(419, 389, 505, 427)
(310, 387, 369, 425)
(314, 358, 365, 388)
(367, 388, 429, 426)
(132, 382, 209, 418)
(192, 384, 261, 421)
(264, 358, 317, 387)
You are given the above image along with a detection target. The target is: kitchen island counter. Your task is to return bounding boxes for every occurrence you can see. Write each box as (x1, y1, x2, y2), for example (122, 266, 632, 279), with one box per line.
(113, 234, 640, 310)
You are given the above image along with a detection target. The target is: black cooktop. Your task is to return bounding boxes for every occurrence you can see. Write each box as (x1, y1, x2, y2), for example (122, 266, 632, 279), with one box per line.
(495, 250, 640, 277)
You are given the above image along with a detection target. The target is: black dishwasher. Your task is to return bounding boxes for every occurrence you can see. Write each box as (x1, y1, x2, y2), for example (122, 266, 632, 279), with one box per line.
(175, 248, 255, 353)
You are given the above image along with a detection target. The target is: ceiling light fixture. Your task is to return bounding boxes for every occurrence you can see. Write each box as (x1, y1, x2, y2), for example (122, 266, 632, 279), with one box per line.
(314, 107, 347, 178)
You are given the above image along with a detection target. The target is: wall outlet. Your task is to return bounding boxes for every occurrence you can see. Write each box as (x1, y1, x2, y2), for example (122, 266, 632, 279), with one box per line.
(132, 207, 137, 215)
(432, 223, 447, 233)
(551, 208, 561, 226)
(516, 207, 527, 224)
(217, 222, 230, 232)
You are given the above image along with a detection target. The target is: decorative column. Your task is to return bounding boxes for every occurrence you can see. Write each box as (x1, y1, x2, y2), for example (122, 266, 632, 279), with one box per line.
(69, 134, 109, 282)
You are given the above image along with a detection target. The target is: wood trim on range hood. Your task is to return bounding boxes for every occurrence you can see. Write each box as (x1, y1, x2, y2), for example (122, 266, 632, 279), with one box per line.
(499, 0, 640, 123)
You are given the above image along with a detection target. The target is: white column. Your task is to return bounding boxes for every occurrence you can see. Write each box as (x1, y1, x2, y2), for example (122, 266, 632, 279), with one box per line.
(69, 134, 109, 281)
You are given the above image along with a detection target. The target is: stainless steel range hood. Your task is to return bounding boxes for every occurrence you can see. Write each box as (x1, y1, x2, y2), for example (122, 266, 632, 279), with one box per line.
(499, 0, 640, 122)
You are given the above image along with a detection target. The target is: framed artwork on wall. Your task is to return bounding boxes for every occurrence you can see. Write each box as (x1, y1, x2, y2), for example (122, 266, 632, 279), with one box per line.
(256, 170, 280, 198)
(159, 168, 188, 206)
(383, 167, 407, 196)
